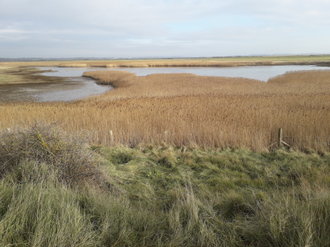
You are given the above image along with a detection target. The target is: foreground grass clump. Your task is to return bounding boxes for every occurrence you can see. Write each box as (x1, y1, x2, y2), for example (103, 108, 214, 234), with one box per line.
(97, 146, 330, 246)
(0, 123, 102, 187)
(2, 125, 330, 246)
(0, 181, 99, 246)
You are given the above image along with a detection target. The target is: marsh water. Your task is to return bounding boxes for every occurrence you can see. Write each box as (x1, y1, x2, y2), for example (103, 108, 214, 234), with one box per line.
(1, 65, 329, 102)
(40, 65, 330, 81)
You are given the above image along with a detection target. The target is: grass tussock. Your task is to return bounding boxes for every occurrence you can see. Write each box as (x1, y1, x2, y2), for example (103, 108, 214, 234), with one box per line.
(0, 182, 99, 246)
(0, 122, 103, 188)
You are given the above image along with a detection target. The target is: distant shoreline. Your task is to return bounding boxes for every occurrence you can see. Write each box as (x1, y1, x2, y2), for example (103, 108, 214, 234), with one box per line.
(1, 54, 330, 68)
(1, 54, 330, 62)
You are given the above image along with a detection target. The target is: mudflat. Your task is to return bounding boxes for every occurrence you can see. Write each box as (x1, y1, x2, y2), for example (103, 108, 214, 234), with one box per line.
(0, 66, 80, 102)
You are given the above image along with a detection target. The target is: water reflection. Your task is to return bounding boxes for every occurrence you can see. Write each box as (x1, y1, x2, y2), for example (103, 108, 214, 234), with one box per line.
(36, 77, 112, 102)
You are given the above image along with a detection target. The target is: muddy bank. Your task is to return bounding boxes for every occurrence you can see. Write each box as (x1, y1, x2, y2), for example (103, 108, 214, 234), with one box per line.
(0, 67, 112, 102)
(0, 81, 81, 102)
(316, 62, 330, 67)
(0, 66, 66, 85)
(0, 67, 67, 102)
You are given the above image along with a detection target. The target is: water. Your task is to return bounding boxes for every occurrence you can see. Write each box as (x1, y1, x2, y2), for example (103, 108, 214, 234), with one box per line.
(36, 77, 113, 102)
(39, 65, 330, 82)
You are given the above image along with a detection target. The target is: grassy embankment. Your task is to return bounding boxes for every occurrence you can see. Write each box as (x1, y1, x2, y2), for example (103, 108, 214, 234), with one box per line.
(1, 123, 330, 246)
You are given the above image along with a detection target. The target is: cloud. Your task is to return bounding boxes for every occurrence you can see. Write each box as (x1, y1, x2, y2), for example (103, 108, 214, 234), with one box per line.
(1, 0, 330, 57)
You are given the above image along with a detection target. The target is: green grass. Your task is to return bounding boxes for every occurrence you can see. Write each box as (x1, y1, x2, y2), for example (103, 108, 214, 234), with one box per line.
(2, 124, 330, 246)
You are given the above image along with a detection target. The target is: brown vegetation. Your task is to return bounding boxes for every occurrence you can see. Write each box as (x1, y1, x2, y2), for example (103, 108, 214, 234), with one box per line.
(1, 69, 330, 151)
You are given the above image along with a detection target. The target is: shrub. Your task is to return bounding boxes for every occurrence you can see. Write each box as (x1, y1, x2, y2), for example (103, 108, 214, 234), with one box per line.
(0, 122, 102, 187)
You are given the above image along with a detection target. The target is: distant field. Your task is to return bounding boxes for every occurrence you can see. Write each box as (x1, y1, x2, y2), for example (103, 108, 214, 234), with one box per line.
(1, 54, 330, 68)
(1, 65, 330, 151)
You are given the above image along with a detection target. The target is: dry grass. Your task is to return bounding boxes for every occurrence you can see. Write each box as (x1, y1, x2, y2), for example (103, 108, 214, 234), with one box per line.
(83, 70, 137, 88)
(1, 69, 330, 151)
(83, 71, 270, 101)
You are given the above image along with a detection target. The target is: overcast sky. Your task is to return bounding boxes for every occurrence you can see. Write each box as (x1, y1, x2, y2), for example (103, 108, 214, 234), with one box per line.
(1, 0, 330, 58)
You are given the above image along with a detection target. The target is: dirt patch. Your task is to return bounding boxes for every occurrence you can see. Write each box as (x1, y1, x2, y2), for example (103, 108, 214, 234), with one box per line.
(0, 81, 85, 102)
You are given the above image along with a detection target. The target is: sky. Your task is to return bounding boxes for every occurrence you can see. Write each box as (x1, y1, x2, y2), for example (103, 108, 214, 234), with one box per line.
(1, 0, 330, 58)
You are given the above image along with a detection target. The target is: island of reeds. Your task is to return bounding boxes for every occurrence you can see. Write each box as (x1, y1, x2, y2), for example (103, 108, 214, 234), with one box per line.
(1, 55, 330, 246)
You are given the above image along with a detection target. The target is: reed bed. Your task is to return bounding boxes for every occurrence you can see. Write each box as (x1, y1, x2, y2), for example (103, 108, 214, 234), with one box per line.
(1, 70, 330, 151)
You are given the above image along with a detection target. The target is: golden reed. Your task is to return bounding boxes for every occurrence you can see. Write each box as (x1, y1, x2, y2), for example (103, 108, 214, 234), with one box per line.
(1, 70, 330, 151)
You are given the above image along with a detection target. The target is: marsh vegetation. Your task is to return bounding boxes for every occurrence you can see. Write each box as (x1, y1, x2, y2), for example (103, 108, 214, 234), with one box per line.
(1, 68, 330, 151)
(1, 57, 330, 246)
